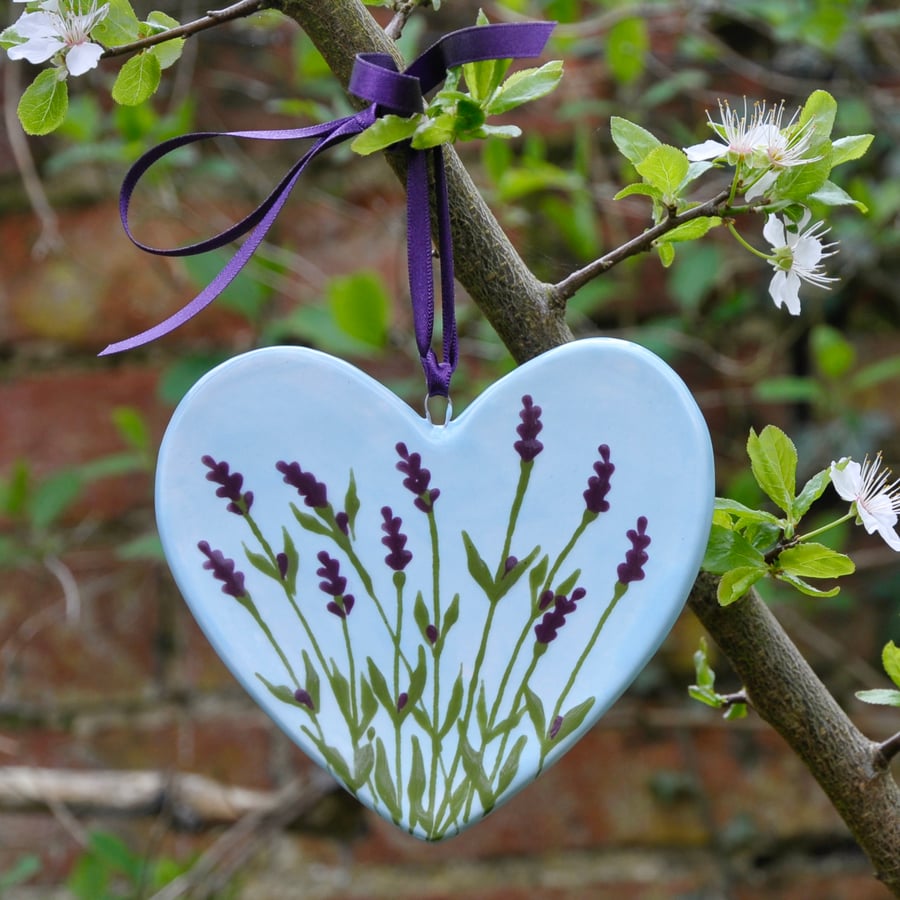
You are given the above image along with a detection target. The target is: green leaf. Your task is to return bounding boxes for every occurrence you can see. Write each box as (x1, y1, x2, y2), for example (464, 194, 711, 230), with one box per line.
(145, 11, 184, 69)
(256, 673, 304, 708)
(112, 52, 162, 106)
(523, 685, 546, 741)
(773, 571, 841, 598)
(31, 470, 83, 530)
(494, 545, 541, 601)
(774, 149, 832, 202)
(613, 182, 663, 202)
(486, 60, 564, 115)
(18, 69, 68, 136)
(343, 470, 360, 537)
(462, 531, 498, 601)
(358, 677, 378, 737)
(350, 114, 419, 156)
(461, 55, 511, 105)
(656, 216, 721, 244)
(551, 697, 595, 744)
(408, 736, 429, 827)
(439, 670, 465, 738)
(792, 469, 831, 520)
(329, 664, 354, 726)
(656, 242, 675, 268)
(91, 0, 142, 46)
(808, 180, 868, 213)
(302, 650, 320, 711)
(852, 356, 900, 391)
(281, 526, 299, 593)
(754, 376, 824, 405)
(610, 116, 661, 166)
(798, 89, 837, 147)
(703, 523, 767, 575)
(413, 592, 430, 640)
(717, 566, 767, 606)
(366, 658, 396, 723)
(496, 734, 528, 795)
(529, 554, 549, 599)
(290, 504, 333, 538)
(411, 114, 456, 150)
(458, 730, 493, 808)
(776, 542, 855, 579)
(405, 646, 429, 717)
(554, 568, 582, 597)
(326, 271, 391, 350)
(352, 743, 374, 789)
(713, 498, 782, 527)
(441, 594, 461, 635)
(747, 426, 797, 516)
(635, 145, 689, 197)
(0, 855, 41, 890)
(830, 133, 874, 167)
(855, 688, 900, 707)
(373, 738, 401, 821)
(606, 17, 648, 85)
(692, 635, 715, 689)
(882, 641, 900, 690)
(243, 544, 280, 581)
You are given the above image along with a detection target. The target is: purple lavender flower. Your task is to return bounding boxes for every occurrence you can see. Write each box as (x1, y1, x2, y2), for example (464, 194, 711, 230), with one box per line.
(425, 624, 438, 645)
(538, 589, 556, 611)
(201, 455, 253, 515)
(549, 715, 563, 740)
(504, 555, 518, 576)
(381, 506, 413, 571)
(397, 692, 409, 712)
(617, 516, 651, 584)
(276, 461, 328, 509)
(316, 551, 354, 618)
(198, 541, 247, 598)
(276, 553, 289, 580)
(514, 395, 544, 463)
(583, 444, 614, 515)
(335, 511, 350, 536)
(534, 587, 586, 644)
(294, 688, 315, 711)
(396, 442, 440, 513)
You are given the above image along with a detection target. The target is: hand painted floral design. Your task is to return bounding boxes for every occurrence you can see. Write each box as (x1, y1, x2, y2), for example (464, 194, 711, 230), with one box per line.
(194, 393, 651, 840)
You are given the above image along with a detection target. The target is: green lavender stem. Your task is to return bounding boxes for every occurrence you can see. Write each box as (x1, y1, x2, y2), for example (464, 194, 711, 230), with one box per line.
(541, 581, 628, 769)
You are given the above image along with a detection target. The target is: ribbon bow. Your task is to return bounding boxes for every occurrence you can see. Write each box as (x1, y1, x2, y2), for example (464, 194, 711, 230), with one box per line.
(101, 21, 555, 398)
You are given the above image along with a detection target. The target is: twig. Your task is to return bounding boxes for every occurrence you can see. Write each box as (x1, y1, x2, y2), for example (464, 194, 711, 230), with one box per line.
(0, 766, 334, 828)
(100, 0, 265, 60)
(148, 771, 336, 900)
(3, 59, 63, 257)
(876, 732, 900, 768)
(384, 0, 430, 42)
(551, 190, 731, 303)
(720, 689, 749, 709)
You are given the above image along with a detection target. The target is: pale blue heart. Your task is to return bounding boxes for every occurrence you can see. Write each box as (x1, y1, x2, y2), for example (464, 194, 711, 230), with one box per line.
(155, 338, 714, 840)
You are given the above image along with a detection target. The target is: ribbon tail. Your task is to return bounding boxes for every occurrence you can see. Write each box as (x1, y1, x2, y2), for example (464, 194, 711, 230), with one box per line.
(100, 117, 370, 355)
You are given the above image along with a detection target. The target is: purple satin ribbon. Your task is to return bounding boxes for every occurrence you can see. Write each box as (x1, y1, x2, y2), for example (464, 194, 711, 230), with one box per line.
(100, 21, 554, 397)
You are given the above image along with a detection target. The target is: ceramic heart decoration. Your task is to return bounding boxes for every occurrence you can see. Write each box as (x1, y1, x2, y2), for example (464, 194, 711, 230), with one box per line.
(155, 337, 714, 840)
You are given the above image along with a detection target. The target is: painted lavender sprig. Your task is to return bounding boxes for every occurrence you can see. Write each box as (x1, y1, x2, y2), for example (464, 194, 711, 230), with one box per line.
(542, 516, 653, 767)
(202, 455, 254, 515)
(485, 443, 616, 736)
(197, 540, 299, 686)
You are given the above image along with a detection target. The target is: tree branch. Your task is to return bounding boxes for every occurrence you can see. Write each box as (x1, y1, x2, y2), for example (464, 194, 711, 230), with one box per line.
(689, 572, 900, 894)
(100, 0, 265, 60)
(877, 731, 900, 768)
(0, 766, 337, 828)
(384, 0, 432, 42)
(551, 190, 731, 303)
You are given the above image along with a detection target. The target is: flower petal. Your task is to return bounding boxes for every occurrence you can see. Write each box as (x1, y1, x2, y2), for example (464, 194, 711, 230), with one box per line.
(762, 213, 786, 247)
(684, 139, 726, 161)
(830, 459, 862, 502)
(7, 34, 64, 64)
(65, 40, 104, 75)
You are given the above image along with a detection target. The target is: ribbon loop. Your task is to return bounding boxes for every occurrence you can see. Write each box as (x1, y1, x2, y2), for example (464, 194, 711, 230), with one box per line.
(102, 21, 554, 400)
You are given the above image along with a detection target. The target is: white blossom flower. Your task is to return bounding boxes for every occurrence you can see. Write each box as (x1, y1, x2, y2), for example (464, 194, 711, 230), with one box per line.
(830, 455, 900, 550)
(684, 98, 765, 164)
(6, 0, 109, 77)
(745, 102, 821, 201)
(763, 210, 837, 315)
